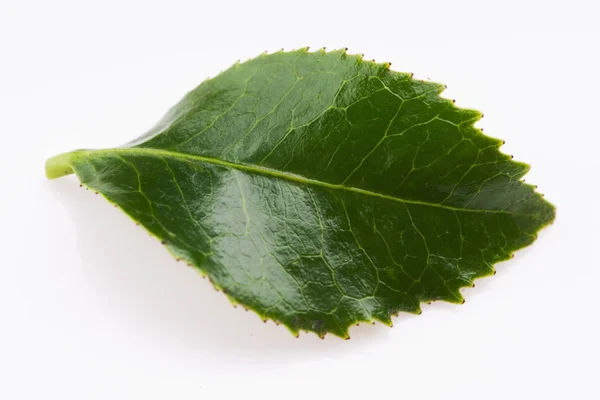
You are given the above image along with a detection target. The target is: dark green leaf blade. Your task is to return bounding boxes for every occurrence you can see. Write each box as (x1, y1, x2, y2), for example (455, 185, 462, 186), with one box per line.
(46, 48, 555, 338)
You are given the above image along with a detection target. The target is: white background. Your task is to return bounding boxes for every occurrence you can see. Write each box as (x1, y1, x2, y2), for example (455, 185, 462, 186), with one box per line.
(1, 1, 598, 399)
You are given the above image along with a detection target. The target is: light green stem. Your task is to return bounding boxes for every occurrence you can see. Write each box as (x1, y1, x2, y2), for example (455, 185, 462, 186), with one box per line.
(45, 151, 79, 179)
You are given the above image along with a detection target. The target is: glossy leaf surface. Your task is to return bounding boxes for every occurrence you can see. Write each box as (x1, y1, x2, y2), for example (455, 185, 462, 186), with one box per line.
(46, 49, 555, 338)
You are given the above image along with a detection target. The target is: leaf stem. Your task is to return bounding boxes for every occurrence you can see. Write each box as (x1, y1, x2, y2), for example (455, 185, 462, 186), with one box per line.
(45, 151, 78, 179)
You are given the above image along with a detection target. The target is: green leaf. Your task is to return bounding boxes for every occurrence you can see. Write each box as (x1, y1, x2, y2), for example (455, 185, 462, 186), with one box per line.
(46, 48, 555, 339)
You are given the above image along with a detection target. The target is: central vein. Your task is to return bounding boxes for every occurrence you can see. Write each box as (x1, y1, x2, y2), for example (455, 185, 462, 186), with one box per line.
(71, 147, 529, 216)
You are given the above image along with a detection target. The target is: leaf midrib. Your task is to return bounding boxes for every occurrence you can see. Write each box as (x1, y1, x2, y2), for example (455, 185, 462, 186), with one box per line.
(74, 147, 532, 217)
